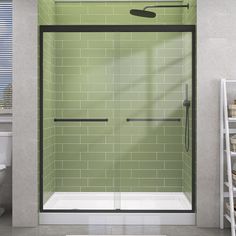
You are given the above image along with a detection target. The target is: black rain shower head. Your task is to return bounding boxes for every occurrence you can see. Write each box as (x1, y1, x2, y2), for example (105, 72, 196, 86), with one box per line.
(130, 4, 189, 18)
(130, 9, 156, 18)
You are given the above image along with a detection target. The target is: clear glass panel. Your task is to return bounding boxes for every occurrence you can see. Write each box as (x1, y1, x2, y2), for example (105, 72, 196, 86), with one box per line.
(43, 32, 118, 210)
(42, 31, 193, 211)
(116, 32, 193, 210)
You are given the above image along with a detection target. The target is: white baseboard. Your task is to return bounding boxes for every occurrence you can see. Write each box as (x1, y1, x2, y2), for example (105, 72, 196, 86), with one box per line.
(39, 212, 195, 225)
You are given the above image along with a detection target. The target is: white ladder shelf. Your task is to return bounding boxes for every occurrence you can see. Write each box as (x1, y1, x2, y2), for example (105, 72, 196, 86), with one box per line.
(220, 79, 236, 236)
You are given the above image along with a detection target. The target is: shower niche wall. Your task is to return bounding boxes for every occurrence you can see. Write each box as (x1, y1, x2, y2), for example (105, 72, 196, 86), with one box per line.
(40, 25, 195, 212)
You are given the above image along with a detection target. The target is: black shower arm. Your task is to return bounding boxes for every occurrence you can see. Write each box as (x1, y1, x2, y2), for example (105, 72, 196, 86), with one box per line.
(143, 4, 189, 11)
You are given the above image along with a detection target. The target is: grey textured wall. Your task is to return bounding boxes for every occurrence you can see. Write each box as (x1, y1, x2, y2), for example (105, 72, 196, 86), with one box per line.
(12, 0, 38, 227)
(197, 0, 236, 227)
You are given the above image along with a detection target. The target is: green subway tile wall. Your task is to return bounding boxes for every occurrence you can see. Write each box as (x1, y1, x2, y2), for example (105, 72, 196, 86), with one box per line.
(49, 32, 192, 192)
(38, 0, 56, 204)
(55, 1, 196, 25)
(39, 0, 55, 25)
(39, 1, 196, 203)
(43, 33, 56, 202)
(182, 0, 196, 25)
(182, 79, 192, 200)
(182, 1, 195, 203)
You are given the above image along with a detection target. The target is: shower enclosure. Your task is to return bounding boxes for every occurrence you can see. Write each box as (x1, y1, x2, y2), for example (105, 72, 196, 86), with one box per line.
(40, 25, 195, 214)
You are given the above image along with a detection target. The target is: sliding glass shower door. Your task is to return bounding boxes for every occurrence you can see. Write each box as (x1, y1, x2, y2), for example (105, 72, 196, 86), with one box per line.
(40, 26, 195, 212)
(111, 31, 193, 210)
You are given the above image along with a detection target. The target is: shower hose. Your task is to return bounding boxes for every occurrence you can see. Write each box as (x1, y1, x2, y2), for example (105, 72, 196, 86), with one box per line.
(185, 106, 190, 152)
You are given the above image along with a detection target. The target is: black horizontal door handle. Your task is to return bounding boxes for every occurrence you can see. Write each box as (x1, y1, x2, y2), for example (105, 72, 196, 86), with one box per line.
(54, 118, 108, 122)
(126, 118, 181, 122)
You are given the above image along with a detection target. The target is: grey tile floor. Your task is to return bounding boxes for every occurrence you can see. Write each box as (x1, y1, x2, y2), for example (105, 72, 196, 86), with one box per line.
(0, 211, 231, 236)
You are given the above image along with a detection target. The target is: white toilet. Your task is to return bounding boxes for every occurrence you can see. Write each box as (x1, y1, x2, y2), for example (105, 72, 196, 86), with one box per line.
(0, 132, 12, 216)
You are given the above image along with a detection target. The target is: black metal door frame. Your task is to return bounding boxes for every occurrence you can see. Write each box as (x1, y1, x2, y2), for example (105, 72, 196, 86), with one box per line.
(40, 25, 196, 213)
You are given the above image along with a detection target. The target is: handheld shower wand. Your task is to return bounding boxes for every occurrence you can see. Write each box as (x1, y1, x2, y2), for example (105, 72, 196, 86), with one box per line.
(183, 84, 191, 152)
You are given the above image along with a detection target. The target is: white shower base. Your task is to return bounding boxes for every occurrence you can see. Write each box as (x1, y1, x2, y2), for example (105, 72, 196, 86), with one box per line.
(44, 192, 191, 210)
